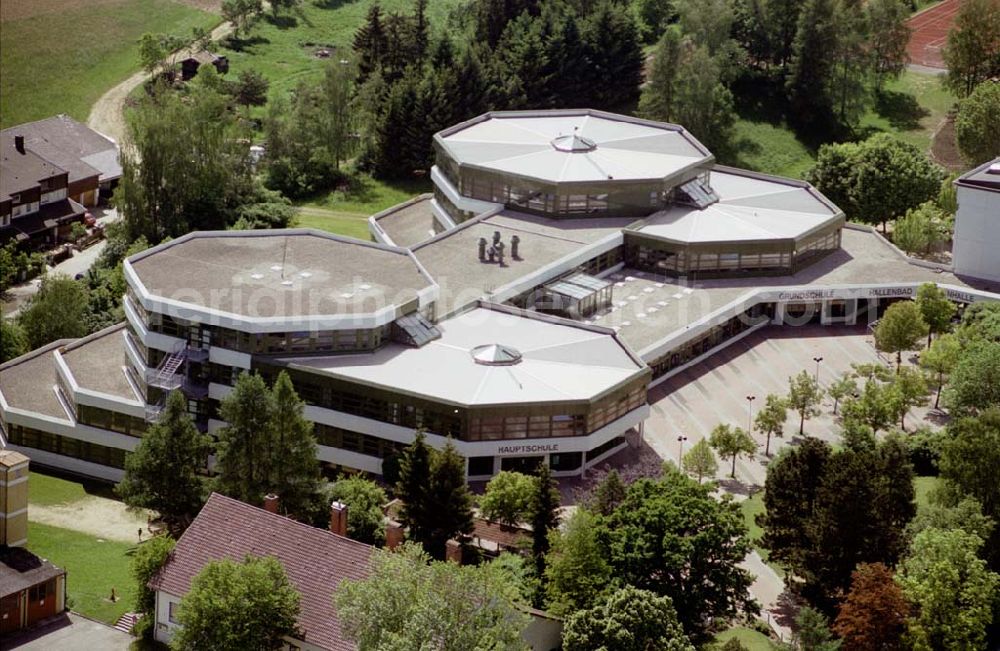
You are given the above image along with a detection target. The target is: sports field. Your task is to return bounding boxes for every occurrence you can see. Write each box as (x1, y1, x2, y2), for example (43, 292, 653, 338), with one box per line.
(0, 0, 218, 128)
(906, 0, 959, 69)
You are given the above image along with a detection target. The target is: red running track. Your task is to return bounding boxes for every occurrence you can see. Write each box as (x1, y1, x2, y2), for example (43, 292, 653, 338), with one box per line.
(906, 0, 960, 69)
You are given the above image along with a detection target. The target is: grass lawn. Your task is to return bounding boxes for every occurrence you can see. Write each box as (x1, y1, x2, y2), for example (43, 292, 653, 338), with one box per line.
(293, 174, 431, 237)
(0, 0, 219, 128)
(218, 0, 463, 107)
(27, 469, 116, 507)
(914, 475, 941, 510)
(27, 521, 136, 625)
(714, 627, 781, 651)
(732, 70, 956, 180)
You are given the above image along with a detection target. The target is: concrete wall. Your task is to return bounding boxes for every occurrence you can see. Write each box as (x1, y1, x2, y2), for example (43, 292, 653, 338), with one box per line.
(954, 185, 1000, 282)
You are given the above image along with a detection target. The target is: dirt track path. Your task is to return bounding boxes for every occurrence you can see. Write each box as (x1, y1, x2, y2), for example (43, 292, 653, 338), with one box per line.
(86, 20, 233, 144)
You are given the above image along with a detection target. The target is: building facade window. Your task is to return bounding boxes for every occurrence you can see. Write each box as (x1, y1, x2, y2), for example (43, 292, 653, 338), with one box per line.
(7, 424, 127, 469)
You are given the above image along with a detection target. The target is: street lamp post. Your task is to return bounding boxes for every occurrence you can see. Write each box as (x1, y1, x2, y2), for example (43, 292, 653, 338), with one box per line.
(677, 435, 688, 464)
(813, 356, 824, 383)
(746, 395, 756, 432)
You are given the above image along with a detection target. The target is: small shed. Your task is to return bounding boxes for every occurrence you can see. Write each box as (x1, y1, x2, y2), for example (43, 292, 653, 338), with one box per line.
(180, 51, 229, 81)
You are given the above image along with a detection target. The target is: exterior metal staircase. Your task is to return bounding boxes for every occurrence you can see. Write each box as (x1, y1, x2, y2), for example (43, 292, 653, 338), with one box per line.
(146, 345, 186, 391)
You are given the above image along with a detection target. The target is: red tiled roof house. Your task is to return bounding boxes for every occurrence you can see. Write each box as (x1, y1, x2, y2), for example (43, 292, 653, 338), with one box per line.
(149, 493, 371, 651)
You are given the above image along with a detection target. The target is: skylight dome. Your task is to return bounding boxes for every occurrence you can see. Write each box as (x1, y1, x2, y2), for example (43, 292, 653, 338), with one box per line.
(551, 133, 597, 153)
(470, 343, 523, 366)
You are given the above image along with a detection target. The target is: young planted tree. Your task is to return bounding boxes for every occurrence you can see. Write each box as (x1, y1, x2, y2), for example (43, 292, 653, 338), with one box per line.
(682, 439, 719, 482)
(788, 370, 823, 434)
(754, 394, 788, 457)
(832, 562, 909, 650)
(874, 300, 929, 370)
(826, 373, 857, 415)
(920, 333, 961, 410)
(172, 555, 299, 651)
(709, 424, 757, 478)
(544, 509, 614, 616)
(842, 378, 894, 434)
(893, 202, 949, 256)
(479, 471, 535, 526)
(562, 586, 695, 651)
(118, 390, 211, 531)
(916, 283, 956, 346)
(887, 366, 929, 430)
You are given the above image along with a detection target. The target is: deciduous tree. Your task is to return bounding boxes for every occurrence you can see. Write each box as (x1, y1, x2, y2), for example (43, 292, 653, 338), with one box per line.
(754, 393, 788, 457)
(897, 528, 1000, 650)
(480, 471, 535, 526)
(682, 439, 719, 481)
(942, 0, 1000, 97)
(887, 366, 929, 430)
(17, 274, 89, 349)
(788, 370, 823, 434)
(915, 283, 955, 346)
(602, 468, 756, 636)
(943, 340, 1000, 413)
(544, 509, 614, 615)
(329, 477, 388, 545)
(1, 318, 27, 363)
(172, 555, 299, 651)
(865, 0, 910, 91)
(336, 543, 530, 650)
(833, 562, 909, 650)
(131, 535, 177, 624)
(827, 373, 857, 415)
(893, 202, 950, 256)
(118, 390, 211, 531)
(710, 423, 757, 477)
(874, 301, 929, 370)
(563, 586, 695, 651)
(955, 81, 1000, 166)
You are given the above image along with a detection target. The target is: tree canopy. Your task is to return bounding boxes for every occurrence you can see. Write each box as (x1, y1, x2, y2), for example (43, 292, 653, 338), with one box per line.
(874, 301, 929, 369)
(479, 471, 535, 526)
(709, 423, 757, 478)
(17, 274, 89, 349)
(562, 586, 695, 651)
(335, 543, 530, 651)
(328, 477, 388, 545)
(172, 555, 300, 651)
(955, 81, 1000, 166)
(832, 562, 909, 651)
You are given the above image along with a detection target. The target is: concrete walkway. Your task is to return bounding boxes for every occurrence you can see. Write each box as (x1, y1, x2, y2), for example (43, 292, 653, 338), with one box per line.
(3, 612, 131, 651)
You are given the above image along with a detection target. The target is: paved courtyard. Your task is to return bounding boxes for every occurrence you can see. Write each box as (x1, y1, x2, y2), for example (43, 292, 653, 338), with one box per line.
(3, 613, 131, 651)
(644, 323, 902, 488)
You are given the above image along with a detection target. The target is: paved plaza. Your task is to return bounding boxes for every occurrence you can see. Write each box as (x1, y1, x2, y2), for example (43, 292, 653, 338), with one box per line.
(645, 323, 896, 488)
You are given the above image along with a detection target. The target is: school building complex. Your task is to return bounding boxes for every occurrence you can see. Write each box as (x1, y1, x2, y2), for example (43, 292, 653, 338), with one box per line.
(2, 110, 998, 482)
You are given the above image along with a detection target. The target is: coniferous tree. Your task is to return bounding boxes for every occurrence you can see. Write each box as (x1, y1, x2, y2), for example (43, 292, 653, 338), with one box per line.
(591, 468, 627, 515)
(354, 4, 387, 84)
(269, 371, 322, 517)
(581, 2, 644, 110)
(829, 0, 871, 128)
(118, 390, 211, 531)
(215, 373, 275, 505)
(786, 0, 838, 129)
(865, 0, 910, 92)
(425, 439, 475, 558)
(412, 0, 429, 63)
(639, 27, 684, 121)
(530, 464, 561, 581)
(397, 432, 433, 544)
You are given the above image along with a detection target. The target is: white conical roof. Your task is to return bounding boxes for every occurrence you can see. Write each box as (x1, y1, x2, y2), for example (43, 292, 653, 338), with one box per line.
(470, 343, 523, 366)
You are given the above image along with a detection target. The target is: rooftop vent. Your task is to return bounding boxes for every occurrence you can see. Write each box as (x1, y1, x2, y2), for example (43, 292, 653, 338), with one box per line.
(471, 344, 523, 366)
(552, 133, 597, 153)
(988, 163, 1000, 175)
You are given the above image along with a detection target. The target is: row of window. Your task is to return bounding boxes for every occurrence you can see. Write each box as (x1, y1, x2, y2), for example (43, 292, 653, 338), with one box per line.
(648, 306, 771, 379)
(77, 404, 147, 437)
(314, 423, 406, 459)
(6, 424, 127, 469)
